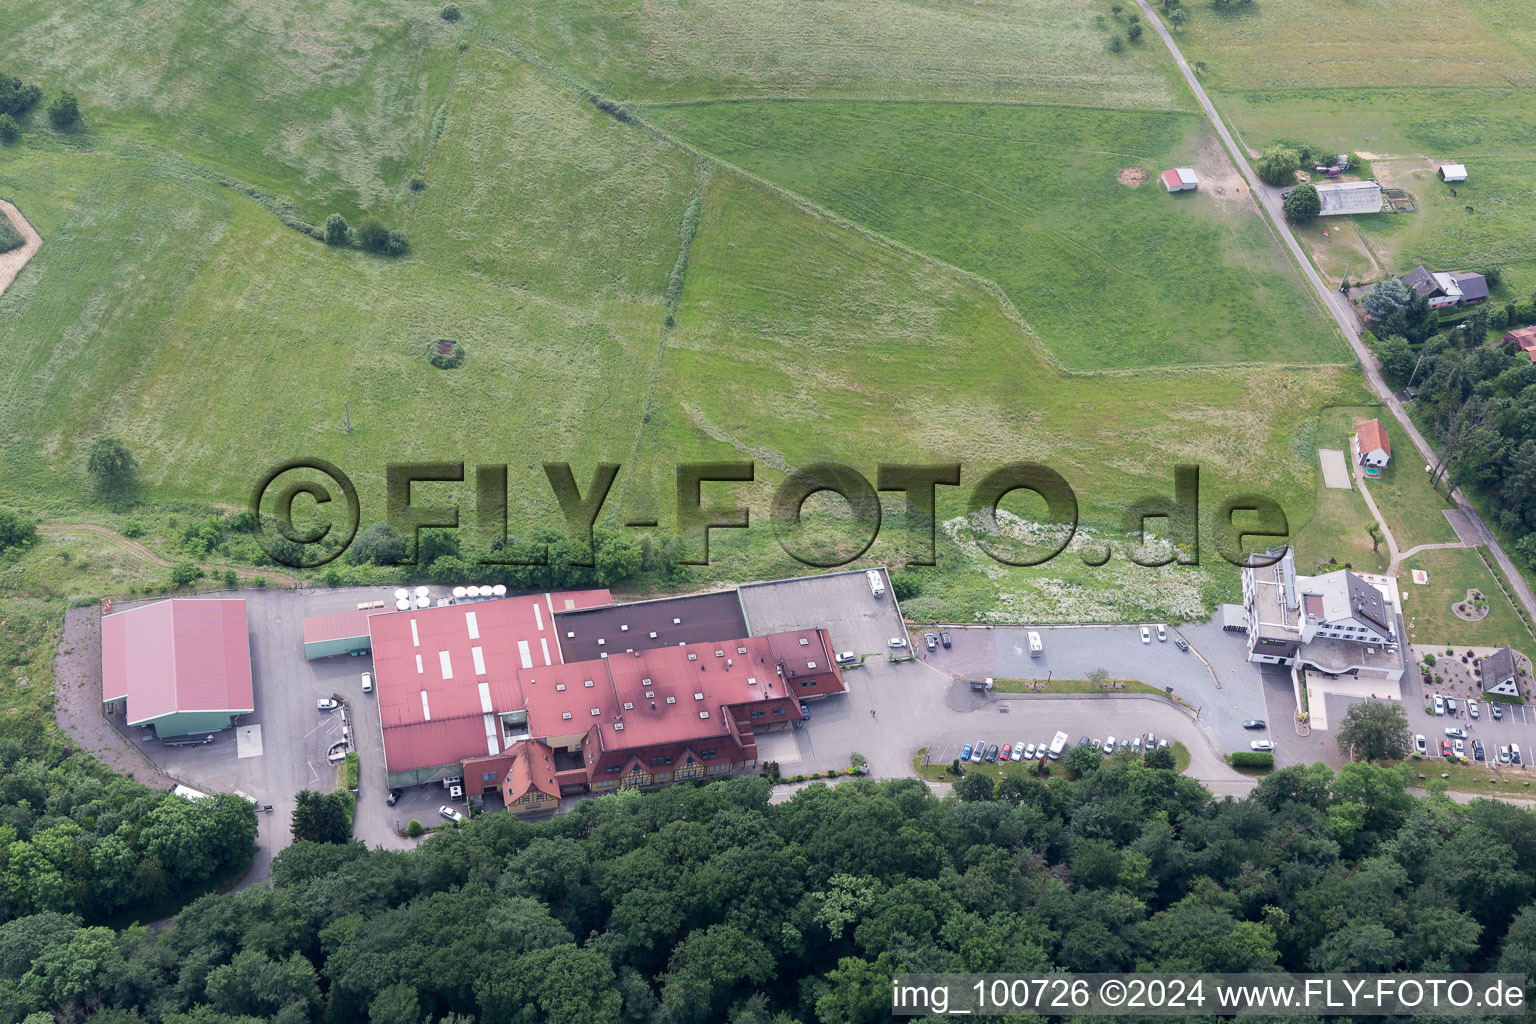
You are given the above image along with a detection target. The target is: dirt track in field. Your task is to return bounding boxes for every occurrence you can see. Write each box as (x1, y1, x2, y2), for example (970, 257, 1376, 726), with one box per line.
(0, 198, 41, 296)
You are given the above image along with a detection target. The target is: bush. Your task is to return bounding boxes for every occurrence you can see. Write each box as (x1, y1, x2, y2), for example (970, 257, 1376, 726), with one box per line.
(1108, 34, 1124, 52)
(889, 570, 923, 600)
(0, 114, 17, 145)
(409, 176, 426, 192)
(1423, 653, 1437, 667)
(47, 91, 80, 130)
(440, 4, 461, 21)
(0, 75, 42, 118)
(427, 338, 466, 369)
(406, 819, 424, 837)
(341, 752, 359, 790)
(168, 562, 204, 588)
(356, 219, 389, 252)
(1229, 751, 1275, 770)
(1127, 21, 1143, 39)
(120, 519, 146, 538)
(323, 214, 350, 246)
(0, 509, 38, 554)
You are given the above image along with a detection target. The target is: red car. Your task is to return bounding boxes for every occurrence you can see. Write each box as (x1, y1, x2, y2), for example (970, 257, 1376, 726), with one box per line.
(1440, 739, 1453, 758)
(1001, 744, 1012, 761)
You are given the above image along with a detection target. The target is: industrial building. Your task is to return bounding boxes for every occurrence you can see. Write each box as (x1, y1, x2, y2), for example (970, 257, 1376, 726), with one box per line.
(101, 599, 255, 737)
(1312, 180, 1383, 217)
(552, 589, 748, 663)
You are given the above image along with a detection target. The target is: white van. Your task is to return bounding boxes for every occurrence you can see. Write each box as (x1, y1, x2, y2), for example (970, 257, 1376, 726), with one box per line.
(361, 672, 373, 694)
(866, 569, 885, 598)
(1028, 631, 1043, 656)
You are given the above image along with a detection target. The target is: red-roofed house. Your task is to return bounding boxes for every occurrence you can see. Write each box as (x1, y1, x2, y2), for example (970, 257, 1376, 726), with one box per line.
(1502, 326, 1536, 363)
(463, 626, 846, 812)
(1355, 418, 1390, 468)
(102, 599, 255, 737)
(1161, 167, 1199, 192)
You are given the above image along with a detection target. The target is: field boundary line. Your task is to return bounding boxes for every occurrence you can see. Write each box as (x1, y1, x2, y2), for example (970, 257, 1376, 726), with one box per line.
(641, 94, 1200, 117)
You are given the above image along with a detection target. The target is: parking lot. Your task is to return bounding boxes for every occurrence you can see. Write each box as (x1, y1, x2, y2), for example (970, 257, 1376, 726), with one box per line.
(926, 622, 1276, 757)
(739, 568, 909, 660)
(88, 587, 425, 881)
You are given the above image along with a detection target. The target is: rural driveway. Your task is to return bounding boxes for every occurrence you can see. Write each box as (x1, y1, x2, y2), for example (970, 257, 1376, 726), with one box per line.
(1134, 0, 1536, 627)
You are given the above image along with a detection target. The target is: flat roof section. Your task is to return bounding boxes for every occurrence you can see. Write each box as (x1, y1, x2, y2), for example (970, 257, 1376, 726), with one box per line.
(554, 589, 747, 663)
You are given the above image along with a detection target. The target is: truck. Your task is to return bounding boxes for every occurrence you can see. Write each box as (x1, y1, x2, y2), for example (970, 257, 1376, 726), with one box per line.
(866, 569, 885, 598)
(1028, 631, 1043, 656)
(1048, 731, 1070, 760)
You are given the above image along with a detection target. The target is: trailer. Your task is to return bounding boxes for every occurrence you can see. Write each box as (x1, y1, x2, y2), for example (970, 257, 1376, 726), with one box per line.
(866, 569, 885, 598)
(1048, 731, 1070, 760)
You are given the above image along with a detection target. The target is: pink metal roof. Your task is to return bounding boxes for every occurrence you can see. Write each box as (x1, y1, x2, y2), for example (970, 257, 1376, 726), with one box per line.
(102, 599, 254, 725)
(369, 590, 611, 773)
(302, 609, 378, 644)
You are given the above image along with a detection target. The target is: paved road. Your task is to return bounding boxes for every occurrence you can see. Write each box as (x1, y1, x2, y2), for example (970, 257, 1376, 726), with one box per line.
(1134, 0, 1536, 627)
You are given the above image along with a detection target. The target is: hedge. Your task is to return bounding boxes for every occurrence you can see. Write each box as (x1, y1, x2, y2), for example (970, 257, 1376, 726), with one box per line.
(1228, 751, 1275, 770)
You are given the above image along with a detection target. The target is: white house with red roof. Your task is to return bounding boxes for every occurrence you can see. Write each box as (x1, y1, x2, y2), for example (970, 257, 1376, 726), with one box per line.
(1355, 418, 1390, 468)
(1161, 167, 1199, 192)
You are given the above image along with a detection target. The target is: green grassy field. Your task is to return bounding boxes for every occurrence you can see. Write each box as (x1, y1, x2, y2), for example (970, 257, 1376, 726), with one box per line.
(0, 0, 1370, 623)
(657, 100, 1343, 369)
(1402, 547, 1534, 658)
(1281, 407, 1387, 574)
(488, 0, 1185, 108)
(1164, 0, 1536, 296)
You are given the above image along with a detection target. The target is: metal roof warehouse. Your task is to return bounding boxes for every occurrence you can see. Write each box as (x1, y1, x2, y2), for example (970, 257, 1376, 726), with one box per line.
(553, 589, 749, 663)
(101, 598, 255, 737)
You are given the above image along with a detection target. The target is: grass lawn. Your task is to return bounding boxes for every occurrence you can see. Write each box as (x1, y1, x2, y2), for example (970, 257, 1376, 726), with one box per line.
(490, 0, 1184, 108)
(1400, 547, 1535, 661)
(990, 677, 1169, 696)
(1288, 407, 1389, 574)
(1361, 447, 1460, 552)
(1391, 756, 1536, 799)
(657, 100, 1343, 370)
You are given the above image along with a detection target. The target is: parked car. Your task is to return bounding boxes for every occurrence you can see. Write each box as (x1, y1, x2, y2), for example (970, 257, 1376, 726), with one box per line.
(1469, 700, 1480, 719)
(1090, 738, 1102, 751)
(1156, 624, 1167, 642)
(888, 637, 908, 649)
(1414, 734, 1427, 755)
(317, 698, 340, 711)
(837, 651, 857, 665)
(1446, 697, 1458, 715)
(799, 701, 810, 720)
(1250, 740, 1275, 752)
(438, 806, 464, 823)
(1146, 732, 1157, 748)
(960, 743, 974, 762)
(1131, 736, 1143, 753)
(970, 741, 986, 764)
(1011, 742, 1024, 762)
(1001, 744, 1012, 761)
(1491, 702, 1504, 721)
(924, 633, 937, 650)
(1433, 694, 1445, 716)
(1454, 738, 1465, 757)
(1157, 739, 1169, 749)
(1139, 626, 1151, 644)
(1024, 743, 1037, 760)
(1173, 637, 1189, 652)
(940, 630, 952, 648)
(1513, 744, 1522, 765)
(361, 672, 373, 694)
(1281, 189, 1293, 200)
(1104, 735, 1116, 753)
(1445, 726, 1467, 739)
(985, 744, 999, 763)
(1473, 740, 1485, 762)
(1078, 735, 1091, 747)
(1499, 745, 1512, 764)
(1441, 739, 1453, 758)
(387, 788, 402, 806)
(1242, 720, 1266, 730)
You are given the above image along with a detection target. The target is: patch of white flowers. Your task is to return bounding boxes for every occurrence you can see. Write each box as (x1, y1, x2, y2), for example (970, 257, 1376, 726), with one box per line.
(941, 510, 1214, 623)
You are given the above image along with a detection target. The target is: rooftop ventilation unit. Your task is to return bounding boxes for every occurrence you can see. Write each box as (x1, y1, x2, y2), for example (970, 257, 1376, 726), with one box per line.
(666, 696, 676, 704)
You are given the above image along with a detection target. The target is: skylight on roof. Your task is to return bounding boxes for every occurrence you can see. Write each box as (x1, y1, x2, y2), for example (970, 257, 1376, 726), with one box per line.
(561, 712, 572, 720)
(694, 692, 704, 700)
(666, 696, 676, 704)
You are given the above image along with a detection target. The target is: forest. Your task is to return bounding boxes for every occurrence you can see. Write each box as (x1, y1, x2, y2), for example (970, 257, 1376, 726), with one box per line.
(2, 750, 1535, 1023)
(1377, 325, 1536, 568)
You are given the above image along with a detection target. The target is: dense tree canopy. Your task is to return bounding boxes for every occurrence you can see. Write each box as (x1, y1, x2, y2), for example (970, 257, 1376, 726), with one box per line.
(1, 757, 1533, 1022)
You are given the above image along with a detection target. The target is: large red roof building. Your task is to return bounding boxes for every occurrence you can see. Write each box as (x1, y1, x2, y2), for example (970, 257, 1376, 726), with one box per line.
(102, 599, 254, 737)
(367, 590, 846, 807)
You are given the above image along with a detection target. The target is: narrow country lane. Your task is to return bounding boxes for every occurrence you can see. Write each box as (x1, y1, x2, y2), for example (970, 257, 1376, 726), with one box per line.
(1133, 0, 1536, 625)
